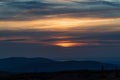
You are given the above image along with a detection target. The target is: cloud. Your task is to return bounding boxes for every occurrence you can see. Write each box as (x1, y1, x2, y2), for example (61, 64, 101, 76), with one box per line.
(0, 29, 120, 47)
(0, 0, 120, 21)
(0, 35, 120, 59)
(0, 0, 120, 59)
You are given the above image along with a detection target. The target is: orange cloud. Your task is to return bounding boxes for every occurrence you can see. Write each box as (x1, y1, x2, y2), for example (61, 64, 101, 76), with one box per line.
(0, 17, 120, 32)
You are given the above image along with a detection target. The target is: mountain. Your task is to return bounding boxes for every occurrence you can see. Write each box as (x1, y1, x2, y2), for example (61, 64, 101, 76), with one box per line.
(0, 57, 118, 73)
(0, 57, 55, 63)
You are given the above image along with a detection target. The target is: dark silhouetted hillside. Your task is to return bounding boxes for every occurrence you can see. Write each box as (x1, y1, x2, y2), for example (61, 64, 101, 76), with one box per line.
(0, 57, 118, 72)
(0, 70, 120, 80)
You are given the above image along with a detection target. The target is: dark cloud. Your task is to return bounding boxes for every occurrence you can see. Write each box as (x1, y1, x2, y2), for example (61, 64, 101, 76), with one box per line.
(73, 1, 120, 7)
(0, 0, 120, 20)
(0, 30, 120, 47)
(0, 1, 59, 20)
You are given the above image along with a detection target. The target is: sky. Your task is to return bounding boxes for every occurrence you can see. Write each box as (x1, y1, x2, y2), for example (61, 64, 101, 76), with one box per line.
(0, 0, 120, 62)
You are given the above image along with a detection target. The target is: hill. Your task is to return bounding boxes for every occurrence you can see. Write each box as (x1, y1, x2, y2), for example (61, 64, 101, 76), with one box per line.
(0, 57, 118, 73)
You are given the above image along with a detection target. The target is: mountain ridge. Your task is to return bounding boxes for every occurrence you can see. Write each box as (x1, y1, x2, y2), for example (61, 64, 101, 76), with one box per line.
(0, 57, 118, 73)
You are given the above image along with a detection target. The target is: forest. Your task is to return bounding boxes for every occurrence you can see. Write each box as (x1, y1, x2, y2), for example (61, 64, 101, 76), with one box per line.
(0, 70, 120, 80)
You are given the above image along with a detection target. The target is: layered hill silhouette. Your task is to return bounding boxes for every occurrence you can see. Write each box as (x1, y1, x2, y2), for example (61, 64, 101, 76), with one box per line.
(0, 57, 118, 73)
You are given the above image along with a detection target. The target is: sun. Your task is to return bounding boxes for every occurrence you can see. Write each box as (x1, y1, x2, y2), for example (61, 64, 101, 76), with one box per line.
(53, 41, 90, 47)
(55, 42, 78, 47)
(54, 41, 85, 47)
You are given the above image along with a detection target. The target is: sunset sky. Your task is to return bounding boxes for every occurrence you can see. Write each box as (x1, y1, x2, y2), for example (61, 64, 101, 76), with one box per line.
(0, 0, 120, 62)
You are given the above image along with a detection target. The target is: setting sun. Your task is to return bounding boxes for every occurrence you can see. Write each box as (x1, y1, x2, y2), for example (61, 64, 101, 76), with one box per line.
(55, 42, 78, 47)
(54, 41, 88, 47)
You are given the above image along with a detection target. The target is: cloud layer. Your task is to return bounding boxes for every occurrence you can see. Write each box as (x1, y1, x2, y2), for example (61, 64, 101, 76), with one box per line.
(0, 0, 120, 58)
(0, 0, 120, 20)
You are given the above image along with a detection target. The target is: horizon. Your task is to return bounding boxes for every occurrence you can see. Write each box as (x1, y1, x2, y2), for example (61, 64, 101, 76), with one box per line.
(0, 56, 120, 64)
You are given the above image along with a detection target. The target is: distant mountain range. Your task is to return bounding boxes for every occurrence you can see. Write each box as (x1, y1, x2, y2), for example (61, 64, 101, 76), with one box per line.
(0, 57, 118, 73)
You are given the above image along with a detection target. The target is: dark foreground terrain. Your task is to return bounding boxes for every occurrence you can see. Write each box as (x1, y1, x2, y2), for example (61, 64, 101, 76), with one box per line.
(0, 70, 120, 80)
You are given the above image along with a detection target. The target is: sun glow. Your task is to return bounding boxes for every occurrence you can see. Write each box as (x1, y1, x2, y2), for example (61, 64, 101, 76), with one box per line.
(54, 41, 88, 47)
(55, 42, 78, 47)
